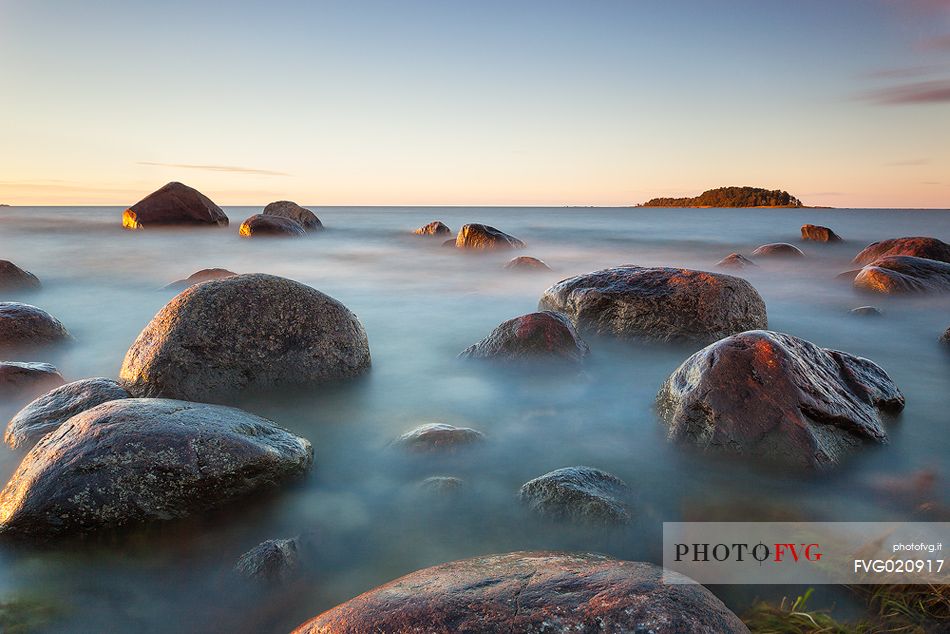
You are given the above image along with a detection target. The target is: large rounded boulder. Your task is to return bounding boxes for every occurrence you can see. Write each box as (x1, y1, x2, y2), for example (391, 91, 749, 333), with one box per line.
(454, 224, 525, 250)
(5, 378, 130, 450)
(0, 398, 312, 538)
(657, 330, 905, 469)
(520, 466, 630, 525)
(262, 200, 323, 231)
(122, 182, 228, 229)
(853, 256, 950, 294)
(458, 311, 588, 364)
(119, 274, 371, 403)
(291, 551, 748, 633)
(0, 303, 71, 352)
(852, 236, 950, 266)
(0, 261, 41, 291)
(239, 214, 306, 238)
(538, 266, 767, 343)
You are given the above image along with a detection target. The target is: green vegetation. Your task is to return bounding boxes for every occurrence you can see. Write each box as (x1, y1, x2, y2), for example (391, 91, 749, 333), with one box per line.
(640, 186, 803, 208)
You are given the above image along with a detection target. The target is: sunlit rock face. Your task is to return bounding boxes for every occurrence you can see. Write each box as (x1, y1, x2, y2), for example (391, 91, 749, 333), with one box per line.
(0, 302, 71, 352)
(454, 223, 525, 250)
(121, 182, 228, 230)
(750, 242, 804, 257)
(852, 236, 950, 266)
(238, 214, 306, 237)
(716, 253, 756, 269)
(0, 261, 41, 291)
(413, 220, 451, 236)
(164, 268, 237, 291)
(801, 223, 843, 242)
(119, 274, 371, 403)
(504, 256, 550, 271)
(853, 256, 950, 294)
(262, 201, 323, 231)
(291, 551, 749, 634)
(539, 265, 767, 343)
(520, 466, 630, 525)
(657, 330, 904, 470)
(0, 362, 65, 406)
(459, 311, 588, 364)
(0, 398, 312, 539)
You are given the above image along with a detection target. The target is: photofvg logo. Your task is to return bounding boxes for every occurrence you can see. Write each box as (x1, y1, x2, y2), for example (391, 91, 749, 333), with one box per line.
(662, 522, 948, 585)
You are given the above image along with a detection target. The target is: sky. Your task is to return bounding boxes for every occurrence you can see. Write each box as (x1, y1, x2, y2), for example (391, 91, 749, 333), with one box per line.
(1, 0, 949, 208)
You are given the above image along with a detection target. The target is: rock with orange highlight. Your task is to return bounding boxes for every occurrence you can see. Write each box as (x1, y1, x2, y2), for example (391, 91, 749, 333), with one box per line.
(657, 330, 904, 469)
(459, 311, 588, 364)
(413, 220, 451, 236)
(262, 200, 323, 231)
(239, 214, 306, 237)
(454, 223, 525, 250)
(122, 182, 228, 229)
(853, 256, 950, 294)
(291, 551, 748, 634)
(852, 236, 950, 266)
(538, 266, 766, 343)
(801, 224, 842, 242)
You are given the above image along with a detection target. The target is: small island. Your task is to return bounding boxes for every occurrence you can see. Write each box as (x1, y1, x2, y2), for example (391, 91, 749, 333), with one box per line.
(639, 186, 803, 208)
(0, 204, 11, 207)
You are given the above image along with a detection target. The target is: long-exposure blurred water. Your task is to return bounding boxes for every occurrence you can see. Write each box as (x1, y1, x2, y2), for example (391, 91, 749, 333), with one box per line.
(0, 205, 948, 632)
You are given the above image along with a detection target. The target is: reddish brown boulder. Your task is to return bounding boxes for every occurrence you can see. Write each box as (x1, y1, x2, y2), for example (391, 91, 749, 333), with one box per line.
(853, 256, 950, 294)
(458, 311, 588, 364)
(504, 256, 551, 271)
(262, 201, 323, 231)
(852, 236, 950, 266)
(0, 303, 71, 352)
(122, 182, 228, 229)
(657, 330, 904, 469)
(164, 268, 237, 291)
(801, 224, 842, 242)
(751, 242, 804, 257)
(0, 261, 40, 291)
(393, 423, 484, 453)
(0, 362, 65, 404)
(454, 224, 525, 250)
(291, 551, 748, 634)
(413, 221, 451, 236)
(239, 214, 306, 238)
(716, 253, 756, 269)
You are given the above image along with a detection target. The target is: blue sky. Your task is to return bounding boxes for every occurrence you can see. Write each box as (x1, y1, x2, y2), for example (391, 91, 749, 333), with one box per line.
(1, 0, 948, 206)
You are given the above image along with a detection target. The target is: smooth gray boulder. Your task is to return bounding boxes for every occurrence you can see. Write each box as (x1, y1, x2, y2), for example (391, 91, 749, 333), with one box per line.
(0, 261, 40, 291)
(119, 274, 371, 403)
(235, 537, 301, 583)
(262, 201, 323, 231)
(520, 466, 630, 525)
(0, 398, 313, 538)
(394, 423, 484, 453)
(0, 303, 71, 352)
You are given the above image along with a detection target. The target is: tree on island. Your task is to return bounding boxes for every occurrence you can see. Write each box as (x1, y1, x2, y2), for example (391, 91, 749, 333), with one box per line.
(640, 186, 803, 208)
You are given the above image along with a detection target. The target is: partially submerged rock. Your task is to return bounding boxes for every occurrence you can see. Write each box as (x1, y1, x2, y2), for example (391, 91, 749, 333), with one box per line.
(122, 182, 228, 229)
(751, 242, 804, 257)
(538, 266, 767, 343)
(716, 253, 757, 269)
(852, 236, 950, 266)
(801, 224, 842, 242)
(853, 256, 950, 294)
(5, 378, 130, 450)
(0, 398, 313, 538)
(0, 261, 40, 291)
(0, 303, 71, 352)
(458, 311, 588, 364)
(657, 330, 905, 469)
(413, 221, 451, 236)
(235, 537, 301, 584)
(239, 214, 306, 238)
(520, 466, 630, 525)
(0, 363, 65, 403)
(454, 224, 525, 250)
(164, 268, 237, 291)
(941, 327, 950, 345)
(417, 476, 464, 495)
(291, 551, 748, 634)
(504, 256, 550, 271)
(850, 306, 882, 317)
(262, 201, 323, 231)
(394, 423, 484, 453)
(120, 274, 371, 403)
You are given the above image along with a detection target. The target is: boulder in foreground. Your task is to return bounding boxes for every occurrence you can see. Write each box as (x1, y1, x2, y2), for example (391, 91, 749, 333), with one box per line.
(458, 311, 588, 364)
(716, 253, 756, 269)
(291, 551, 748, 634)
(122, 182, 228, 229)
(504, 256, 551, 271)
(801, 224, 842, 242)
(120, 274, 371, 404)
(262, 201, 323, 231)
(538, 266, 767, 343)
(5, 378, 130, 450)
(239, 214, 306, 238)
(0, 362, 65, 403)
(853, 256, 950, 294)
(751, 242, 804, 257)
(164, 268, 237, 291)
(0, 261, 40, 291)
(0, 398, 312, 538)
(394, 423, 484, 453)
(852, 236, 950, 266)
(0, 303, 71, 352)
(657, 330, 904, 469)
(520, 466, 630, 525)
(413, 221, 451, 236)
(454, 224, 525, 250)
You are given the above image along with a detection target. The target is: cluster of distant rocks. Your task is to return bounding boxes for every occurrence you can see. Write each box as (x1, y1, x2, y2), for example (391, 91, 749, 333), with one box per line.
(2, 182, 950, 632)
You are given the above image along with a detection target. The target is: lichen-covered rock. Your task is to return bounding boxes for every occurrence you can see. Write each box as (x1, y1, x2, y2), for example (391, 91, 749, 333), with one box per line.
(520, 466, 629, 525)
(751, 242, 805, 257)
(0, 261, 40, 291)
(164, 268, 237, 291)
(394, 423, 484, 453)
(0, 303, 71, 352)
(119, 274, 371, 404)
(504, 256, 550, 271)
(262, 201, 323, 231)
(454, 224, 525, 250)
(853, 256, 950, 294)
(538, 266, 767, 343)
(801, 224, 842, 242)
(239, 214, 306, 238)
(458, 311, 588, 364)
(850, 306, 882, 317)
(122, 182, 228, 229)
(0, 363, 65, 403)
(413, 221, 451, 236)
(0, 398, 313, 538)
(235, 537, 301, 583)
(5, 378, 130, 450)
(852, 236, 950, 266)
(716, 253, 757, 269)
(291, 551, 748, 634)
(657, 330, 905, 469)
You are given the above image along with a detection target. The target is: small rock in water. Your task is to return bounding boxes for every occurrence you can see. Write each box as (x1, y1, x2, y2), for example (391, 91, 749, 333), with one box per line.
(0, 261, 41, 291)
(441, 238, 456, 248)
(504, 256, 551, 271)
(520, 466, 630, 525)
(801, 223, 843, 242)
(0, 303, 71, 352)
(716, 253, 757, 269)
(850, 306, 882, 317)
(164, 268, 237, 290)
(122, 181, 228, 229)
(852, 236, 950, 266)
(458, 311, 588, 364)
(853, 255, 950, 294)
(836, 269, 862, 282)
(751, 242, 805, 257)
(417, 476, 464, 495)
(263, 201, 323, 231)
(454, 224, 525, 250)
(414, 221, 451, 236)
(235, 537, 301, 583)
(940, 327, 950, 345)
(394, 423, 484, 453)
(239, 214, 306, 237)
(0, 362, 65, 403)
